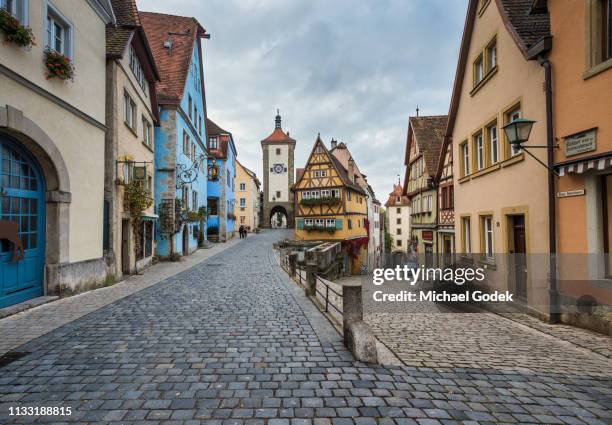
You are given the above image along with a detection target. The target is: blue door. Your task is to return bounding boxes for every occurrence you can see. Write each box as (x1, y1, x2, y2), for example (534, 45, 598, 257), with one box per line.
(0, 136, 45, 308)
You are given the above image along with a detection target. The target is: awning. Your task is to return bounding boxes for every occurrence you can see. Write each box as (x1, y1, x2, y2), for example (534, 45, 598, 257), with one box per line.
(557, 155, 612, 177)
(141, 213, 159, 221)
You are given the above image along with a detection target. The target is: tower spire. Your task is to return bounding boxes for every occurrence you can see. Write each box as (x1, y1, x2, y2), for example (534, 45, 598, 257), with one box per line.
(275, 109, 281, 129)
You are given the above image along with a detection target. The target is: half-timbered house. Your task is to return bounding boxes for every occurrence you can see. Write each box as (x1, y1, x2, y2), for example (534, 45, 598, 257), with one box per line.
(294, 135, 368, 274)
(436, 135, 454, 266)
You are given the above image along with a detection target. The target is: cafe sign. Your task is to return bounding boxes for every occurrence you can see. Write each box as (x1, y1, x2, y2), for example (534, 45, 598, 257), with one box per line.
(565, 128, 597, 157)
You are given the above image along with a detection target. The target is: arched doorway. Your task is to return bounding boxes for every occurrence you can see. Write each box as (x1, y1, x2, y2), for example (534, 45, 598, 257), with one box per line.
(0, 135, 45, 308)
(270, 206, 288, 229)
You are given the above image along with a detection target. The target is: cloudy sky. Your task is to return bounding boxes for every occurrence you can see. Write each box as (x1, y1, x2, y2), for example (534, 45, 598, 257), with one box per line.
(137, 0, 467, 200)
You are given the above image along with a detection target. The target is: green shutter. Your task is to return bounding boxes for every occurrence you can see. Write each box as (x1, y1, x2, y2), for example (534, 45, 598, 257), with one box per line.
(335, 219, 343, 230)
(297, 218, 304, 229)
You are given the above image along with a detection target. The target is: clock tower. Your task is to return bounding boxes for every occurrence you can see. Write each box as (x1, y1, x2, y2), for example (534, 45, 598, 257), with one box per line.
(261, 110, 296, 228)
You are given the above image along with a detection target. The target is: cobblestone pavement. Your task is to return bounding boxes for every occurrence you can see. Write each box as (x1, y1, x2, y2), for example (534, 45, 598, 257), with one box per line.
(0, 230, 610, 424)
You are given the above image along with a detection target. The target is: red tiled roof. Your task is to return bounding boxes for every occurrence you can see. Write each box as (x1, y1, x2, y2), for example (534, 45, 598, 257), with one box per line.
(407, 115, 447, 175)
(140, 11, 206, 103)
(261, 128, 295, 144)
(111, 0, 140, 26)
(385, 184, 410, 207)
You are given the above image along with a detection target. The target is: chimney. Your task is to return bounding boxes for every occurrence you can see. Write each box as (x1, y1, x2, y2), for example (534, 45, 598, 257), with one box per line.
(348, 157, 355, 183)
(331, 138, 337, 150)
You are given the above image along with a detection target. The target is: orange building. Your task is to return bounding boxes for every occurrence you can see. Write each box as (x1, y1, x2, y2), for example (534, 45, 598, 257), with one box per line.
(547, 0, 612, 323)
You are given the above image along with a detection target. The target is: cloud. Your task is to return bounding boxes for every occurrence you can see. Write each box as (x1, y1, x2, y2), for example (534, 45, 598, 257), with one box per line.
(137, 0, 466, 201)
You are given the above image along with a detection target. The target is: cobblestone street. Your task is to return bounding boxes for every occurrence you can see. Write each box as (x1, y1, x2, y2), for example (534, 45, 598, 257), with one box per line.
(0, 230, 610, 424)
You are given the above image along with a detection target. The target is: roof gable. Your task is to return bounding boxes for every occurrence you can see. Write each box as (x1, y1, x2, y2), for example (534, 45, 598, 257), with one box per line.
(140, 11, 207, 103)
(407, 115, 447, 177)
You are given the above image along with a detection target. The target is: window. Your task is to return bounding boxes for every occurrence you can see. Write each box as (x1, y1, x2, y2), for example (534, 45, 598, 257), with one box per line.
(474, 54, 484, 85)
(192, 191, 198, 211)
(191, 143, 196, 161)
(129, 45, 148, 94)
(315, 218, 325, 227)
(227, 170, 231, 187)
(142, 117, 152, 147)
(1, 0, 26, 23)
(396, 228, 401, 235)
(396, 207, 401, 214)
(347, 191, 352, 201)
(427, 195, 433, 212)
(209, 136, 218, 150)
(488, 123, 498, 164)
(396, 218, 401, 225)
(305, 218, 314, 227)
(397, 239, 402, 247)
(321, 189, 330, 197)
(302, 191, 310, 199)
(240, 216, 245, 224)
(194, 106, 198, 126)
(587, 0, 612, 68)
(460, 142, 469, 177)
(505, 106, 522, 156)
(182, 186, 189, 209)
(188, 95, 193, 120)
(486, 38, 497, 71)
(239, 183, 246, 191)
(462, 217, 471, 253)
(198, 116, 202, 135)
(240, 198, 246, 207)
(183, 131, 189, 154)
(325, 219, 335, 228)
(276, 148, 281, 155)
(331, 189, 340, 198)
(124, 92, 136, 130)
(441, 187, 448, 209)
(276, 191, 281, 199)
(46, 4, 72, 57)
(481, 215, 494, 259)
(348, 219, 352, 229)
(474, 132, 484, 170)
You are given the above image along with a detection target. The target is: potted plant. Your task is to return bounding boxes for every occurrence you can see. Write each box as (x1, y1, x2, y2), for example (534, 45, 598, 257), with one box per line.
(0, 9, 35, 48)
(44, 49, 75, 81)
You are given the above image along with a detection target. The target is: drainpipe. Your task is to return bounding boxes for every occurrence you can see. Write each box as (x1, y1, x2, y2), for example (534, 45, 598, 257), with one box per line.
(538, 55, 560, 324)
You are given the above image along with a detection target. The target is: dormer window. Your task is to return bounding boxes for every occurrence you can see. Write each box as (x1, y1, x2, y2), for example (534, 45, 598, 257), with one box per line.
(208, 136, 218, 150)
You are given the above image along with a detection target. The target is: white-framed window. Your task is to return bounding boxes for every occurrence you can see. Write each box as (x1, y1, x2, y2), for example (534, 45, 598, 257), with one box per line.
(474, 54, 484, 85)
(488, 124, 498, 164)
(208, 136, 218, 150)
(142, 117, 152, 147)
(1, 0, 27, 23)
(183, 130, 189, 154)
(182, 186, 189, 209)
(239, 183, 246, 191)
(124, 92, 136, 130)
(240, 197, 246, 207)
(325, 219, 335, 228)
(461, 142, 469, 176)
(311, 190, 320, 199)
(122, 161, 132, 184)
(192, 190, 198, 211)
(321, 189, 330, 197)
(302, 191, 310, 200)
(129, 45, 148, 94)
(427, 195, 433, 212)
(507, 106, 522, 156)
(482, 215, 494, 259)
(462, 217, 471, 254)
(331, 189, 340, 198)
(487, 38, 497, 71)
(46, 3, 72, 57)
(475, 133, 484, 170)
(305, 218, 314, 226)
(315, 218, 325, 227)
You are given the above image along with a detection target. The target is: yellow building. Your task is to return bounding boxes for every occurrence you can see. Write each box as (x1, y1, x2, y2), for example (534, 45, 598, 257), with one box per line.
(446, 0, 550, 315)
(105, 0, 160, 278)
(403, 115, 446, 266)
(235, 160, 261, 231)
(294, 135, 368, 274)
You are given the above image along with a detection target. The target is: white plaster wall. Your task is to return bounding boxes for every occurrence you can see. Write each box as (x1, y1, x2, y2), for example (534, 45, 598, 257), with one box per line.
(267, 144, 289, 202)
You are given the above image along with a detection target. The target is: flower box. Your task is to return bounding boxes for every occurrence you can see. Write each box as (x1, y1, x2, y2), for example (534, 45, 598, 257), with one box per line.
(44, 49, 75, 81)
(0, 9, 35, 48)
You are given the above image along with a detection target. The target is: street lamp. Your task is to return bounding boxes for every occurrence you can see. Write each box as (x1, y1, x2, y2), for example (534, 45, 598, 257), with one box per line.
(502, 118, 536, 149)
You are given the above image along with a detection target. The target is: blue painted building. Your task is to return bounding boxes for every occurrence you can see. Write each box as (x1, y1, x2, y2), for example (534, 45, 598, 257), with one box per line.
(205, 119, 237, 242)
(141, 12, 209, 257)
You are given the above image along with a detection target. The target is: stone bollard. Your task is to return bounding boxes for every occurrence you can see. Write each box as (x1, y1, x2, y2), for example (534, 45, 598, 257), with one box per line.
(342, 283, 378, 363)
(288, 253, 298, 277)
(305, 262, 317, 297)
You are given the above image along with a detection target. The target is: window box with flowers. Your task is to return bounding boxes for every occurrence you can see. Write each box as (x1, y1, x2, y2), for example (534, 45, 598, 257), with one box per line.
(44, 49, 74, 81)
(0, 8, 35, 48)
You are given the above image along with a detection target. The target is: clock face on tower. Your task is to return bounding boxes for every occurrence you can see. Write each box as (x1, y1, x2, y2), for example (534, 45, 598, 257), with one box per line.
(273, 163, 285, 174)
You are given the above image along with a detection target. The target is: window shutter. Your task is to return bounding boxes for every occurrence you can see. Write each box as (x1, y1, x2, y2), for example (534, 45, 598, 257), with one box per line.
(297, 218, 304, 229)
(335, 219, 343, 230)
